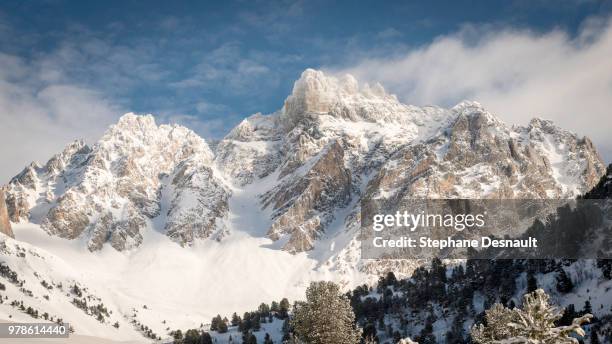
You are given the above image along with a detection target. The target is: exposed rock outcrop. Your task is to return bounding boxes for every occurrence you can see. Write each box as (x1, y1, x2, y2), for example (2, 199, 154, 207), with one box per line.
(223, 71, 605, 256)
(583, 164, 612, 199)
(165, 158, 230, 245)
(0, 188, 14, 238)
(364, 102, 605, 200)
(4, 114, 230, 251)
(263, 140, 351, 252)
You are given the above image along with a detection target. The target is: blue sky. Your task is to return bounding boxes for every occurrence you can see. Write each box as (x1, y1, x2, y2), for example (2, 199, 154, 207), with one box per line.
(1, 0, 611, 180)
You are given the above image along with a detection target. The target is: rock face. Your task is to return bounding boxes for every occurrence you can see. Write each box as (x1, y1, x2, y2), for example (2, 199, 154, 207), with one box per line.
(2, 69, 606, 260)
(165, 157, 229, 244)
(219, 69, 605, 259)
(4, 114, 230, 251)
(0, 188, 13, 238)
(364, 103, 604, 200)
(215, 113, 281, 186)
(583, 164, 612, 199)
(263, 140, 352, 252)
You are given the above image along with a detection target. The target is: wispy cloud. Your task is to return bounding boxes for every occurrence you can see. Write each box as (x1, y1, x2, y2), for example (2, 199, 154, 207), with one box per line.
(332, 16, 612, 161)
(2, 2, 610, 184)
(171, 42, 283, 94)
(0, 52, 125, 183)
(237, 0, 305, 38)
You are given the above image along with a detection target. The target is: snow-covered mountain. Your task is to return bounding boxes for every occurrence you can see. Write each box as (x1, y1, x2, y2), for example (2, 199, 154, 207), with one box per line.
(0, 69, 606, 342)
(4, 69, 604, 254)
(4, 115, 229, 251)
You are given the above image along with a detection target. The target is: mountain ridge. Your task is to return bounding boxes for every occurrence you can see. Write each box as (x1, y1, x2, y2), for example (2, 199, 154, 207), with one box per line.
(2, 69, 605, 255)
(0, 69, 608, 343)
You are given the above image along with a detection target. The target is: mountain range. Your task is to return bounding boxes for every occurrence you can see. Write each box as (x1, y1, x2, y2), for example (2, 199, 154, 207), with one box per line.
(0, 69, 606, 342)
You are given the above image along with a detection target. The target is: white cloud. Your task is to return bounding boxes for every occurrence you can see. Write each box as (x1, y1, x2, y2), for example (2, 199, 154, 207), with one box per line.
(2, 12, 610, 186)
(0, 52, 124, 183)
(331, 17, 612, 162)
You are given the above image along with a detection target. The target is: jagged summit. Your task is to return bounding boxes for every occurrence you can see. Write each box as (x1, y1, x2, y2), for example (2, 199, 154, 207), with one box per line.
(104, 113, 212, 156)
(287, 69, 392, 104)
(281, 69, 405, 129)
(114, 112, 157, 130)
(451, 100, 491, 117)
(4, 113, 229, 251)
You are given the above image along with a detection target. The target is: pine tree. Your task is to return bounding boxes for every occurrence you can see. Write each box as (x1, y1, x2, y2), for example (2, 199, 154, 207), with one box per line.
(281, 318, 292, 342)
(558, 304, 577, 326)
(583, 300, 593, 315)
(418, 320, 436, 344)
(218, 318, 228, 333)
(291, 281, 362, 344)
(184, 329, 200, 344)
(279, 298, 290, 319)
(555, 268, 574, 293)
(597, 259, 612, 279)
(201, 332, 213, 344)
(259, 303, 271, 317)
(240, 312, 250, 333)
(378, 271, 397, 288)
(210, 314, 222, 331)
(243, 330, 257, 344)
(252, 313, 262, 331)
(591, 330, 600, 344)
(271, 301, 280, 314)
(471, 289, 592, 343)
(362, 322, 377, 342)
(527, 271, 538, 293)
(172, 329, 183, 341)
(231, 312, 241, 327)
(447, 314, 465, 343)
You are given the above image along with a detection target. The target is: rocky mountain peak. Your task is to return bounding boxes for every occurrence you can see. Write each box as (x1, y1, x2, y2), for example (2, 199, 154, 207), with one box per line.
(3, 113, 229, 251)
(113, 112, 158, 134)
(225, 113, 280, 142)
(45, 139, 90, 175)
(10, 162, 40, 189)
(450, 101, 505, 126)
(215, 71, 605, 255)
(528, 117, 555, 129)
(99, 113, 214, 168)
(281, 69, 398, 129)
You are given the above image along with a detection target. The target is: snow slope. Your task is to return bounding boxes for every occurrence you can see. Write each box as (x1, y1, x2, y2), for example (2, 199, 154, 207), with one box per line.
(0, 168, 370, 342)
